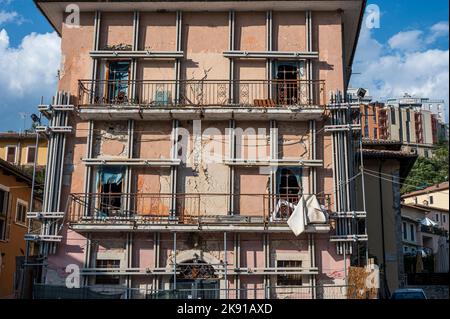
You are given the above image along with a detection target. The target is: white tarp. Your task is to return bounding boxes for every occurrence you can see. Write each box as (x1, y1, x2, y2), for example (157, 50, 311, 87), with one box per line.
(304, 194, 327, 224)
(420, 217, 437, 226)
(287, 196, 306, 236)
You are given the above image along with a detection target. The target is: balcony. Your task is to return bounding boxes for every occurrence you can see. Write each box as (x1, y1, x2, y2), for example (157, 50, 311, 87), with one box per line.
(77, 79, 326, 121)
(68, 193, 331, 232)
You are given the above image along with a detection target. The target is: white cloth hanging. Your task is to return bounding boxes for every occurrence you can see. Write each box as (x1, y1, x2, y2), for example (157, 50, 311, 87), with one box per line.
(287, 196, 306, 236)
(305, 194, 327, 224)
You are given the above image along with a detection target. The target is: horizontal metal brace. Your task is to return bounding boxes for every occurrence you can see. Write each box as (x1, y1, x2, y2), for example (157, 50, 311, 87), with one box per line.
(35, 126, 73, 134)
(82, 158, 181, 167)
(223, 51, 319, 59)
(25, 234, 63, 242)
(90, 50, 184, 59)
(324, 124, 361, 132)
(27, 212, 65, 219)
(329, 235, 368, 242)
(329, 211, 367, 218)
(223, 158, 323, 167)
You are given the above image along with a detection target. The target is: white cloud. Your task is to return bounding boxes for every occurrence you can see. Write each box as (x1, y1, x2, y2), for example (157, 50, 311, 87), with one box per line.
(351, 21, 449, 122)
(0, 10, 23, 25)
(426, 21, 449, 44)
(388, 30, 423, 51)
(0, 29, 60, 130)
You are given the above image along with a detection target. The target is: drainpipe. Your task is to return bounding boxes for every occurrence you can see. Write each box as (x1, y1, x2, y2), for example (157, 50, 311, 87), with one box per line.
(378, 161, 390, 298)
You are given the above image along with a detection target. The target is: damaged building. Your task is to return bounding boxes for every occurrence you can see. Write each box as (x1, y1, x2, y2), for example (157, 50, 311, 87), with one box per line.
(27, 0, 370, 299)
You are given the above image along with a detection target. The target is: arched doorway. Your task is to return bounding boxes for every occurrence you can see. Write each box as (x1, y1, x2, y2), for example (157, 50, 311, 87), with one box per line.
(172, 256, 219, 299)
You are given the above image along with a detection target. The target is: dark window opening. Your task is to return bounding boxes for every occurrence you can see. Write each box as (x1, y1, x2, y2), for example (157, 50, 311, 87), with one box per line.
(275, 63, 299, 105)
(108, 61, 130, 103)
(16, 202, 27, 224)
(277, 260, 303, 286)
(429, 196, 434, 205)
(403, 222, 407, 240)
(27, 147, 36, 164)
(0, 189, 8, 240)
(98, 167, 124, 218)
(391, 108, 396, 125)
(6, 147, 16, 163)
(276, 168, 302, 219)
(95, 259, 121, 285)
(409, 224, 415, 242)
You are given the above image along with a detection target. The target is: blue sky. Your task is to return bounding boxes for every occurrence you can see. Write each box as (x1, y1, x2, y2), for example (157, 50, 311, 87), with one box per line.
(0, 0, 448, 130)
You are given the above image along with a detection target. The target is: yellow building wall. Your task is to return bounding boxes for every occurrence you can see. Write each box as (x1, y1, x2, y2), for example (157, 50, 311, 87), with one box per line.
(0, 170, 34, 298)
(0, 138, 47, 167)
(403, 191, 449, 211)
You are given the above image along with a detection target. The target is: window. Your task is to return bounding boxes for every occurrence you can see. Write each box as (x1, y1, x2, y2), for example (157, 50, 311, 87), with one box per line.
(409, 224, 415, 242)
(391, 108, 396, 125)
(429, 196, 434, 205)
(435, 214, 439, 222)
(0, 188, 8, 240)
(275, 168, 302, 219)
(402, 222, 407, 240)
(277, 260, 303, 286)
(373, 128, 378, 139)
(27, 146, 36, 164)
(107, 61, 130, 103)
(6, 146, 16, 163)
(274, 62, 302, 105)
(95, 259, 121, 285)
(443, 215, 446, 224)
(15, 200, 27, 225)
(372, 107, 377, 124)
(98, 167, 124, 218)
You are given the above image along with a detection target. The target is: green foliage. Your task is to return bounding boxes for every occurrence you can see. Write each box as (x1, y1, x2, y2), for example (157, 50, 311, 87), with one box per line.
(401, 141, 449, 194)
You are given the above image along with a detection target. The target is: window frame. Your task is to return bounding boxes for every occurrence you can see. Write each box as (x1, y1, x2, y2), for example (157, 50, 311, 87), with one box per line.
(276, 260, 303, 286)
(95, 259, 121, 285)
(409, 224, 415, 242)
(0, 184, 9, 241)
(15, 199, 28, 226)
(26, 146, 36, 164)
(5, 145, 17, 163)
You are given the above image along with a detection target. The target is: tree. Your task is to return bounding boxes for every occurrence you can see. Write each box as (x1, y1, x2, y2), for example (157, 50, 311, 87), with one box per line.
(401, 141, 449, 194)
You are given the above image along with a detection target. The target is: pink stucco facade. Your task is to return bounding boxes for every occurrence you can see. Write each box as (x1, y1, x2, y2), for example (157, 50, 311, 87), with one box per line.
(34, 0, 365, 299)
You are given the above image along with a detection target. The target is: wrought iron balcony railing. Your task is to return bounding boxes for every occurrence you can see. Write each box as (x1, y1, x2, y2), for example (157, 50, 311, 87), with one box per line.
(68, 193, 331, 226)
(78, 79, 326, 107)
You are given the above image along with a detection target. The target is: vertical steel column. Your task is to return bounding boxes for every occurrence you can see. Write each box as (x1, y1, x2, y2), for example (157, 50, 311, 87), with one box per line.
(174, 11, 182, 104)
(266, 11, 273, 98)
(83, 234, 91, 286)
(228, 119, 235, 215)
(131, 11, 140, 102)
(83, 120, 94, 217)
(173, 232, 177, 290)
(228, 10, 235, 104)
(90, 11, 101, 104)
(306, 11, 313, 103)
(224, 232, 228, 298)
(234, 233, 240, 299)
(170, 120, 179, 218)
(269, 120, 278, 213)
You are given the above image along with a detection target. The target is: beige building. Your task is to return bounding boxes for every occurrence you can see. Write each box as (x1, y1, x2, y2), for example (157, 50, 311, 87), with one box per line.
(402, 182, 449, 212)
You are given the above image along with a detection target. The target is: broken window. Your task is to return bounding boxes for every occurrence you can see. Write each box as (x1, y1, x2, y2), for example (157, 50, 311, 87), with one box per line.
(274, 167, 302, 219)
(277, 260, 303, 286)
(97, 166, 124, 218)
(107, 61, 130, 104)
(274, 61, 304, 105)
(6, 146, 16, 163)
(95, 259, 121, 285)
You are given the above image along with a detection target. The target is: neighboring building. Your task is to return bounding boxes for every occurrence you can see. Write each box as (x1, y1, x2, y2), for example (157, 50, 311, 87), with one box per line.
(386, 94, 446, 122)
(0, 132, 48, 168)
(401, 204, 449, 274)
(30, 0, 369, 299)
(360, 102, 446, 157)
(357, 140, 417, 297)
(0, 159, 42, 298)
(402, 182, 449, 213)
